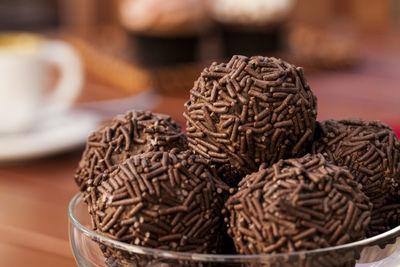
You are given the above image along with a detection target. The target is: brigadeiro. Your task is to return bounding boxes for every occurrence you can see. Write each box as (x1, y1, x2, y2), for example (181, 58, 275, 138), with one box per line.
(86, 150, 228, 264)
(312, 119, 400, 236)
(75, 110, 188, 193)
(225, 154, 372, 263)
(184, 55, 317, 185)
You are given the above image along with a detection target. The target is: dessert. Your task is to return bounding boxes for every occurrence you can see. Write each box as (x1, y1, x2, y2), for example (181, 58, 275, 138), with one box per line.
(184, 55, 317, 185)
(85, 150, 228, 265)
(119, 0, 210, 38)
(226, 154, 372, 264)
(210, 0, 295, 27)
(118, 0, 210, 67)
(209, 0, 296, 57)
(75, 110, 187, 192)
(312, 119, 400, 236)
(71, 54, 400, 266)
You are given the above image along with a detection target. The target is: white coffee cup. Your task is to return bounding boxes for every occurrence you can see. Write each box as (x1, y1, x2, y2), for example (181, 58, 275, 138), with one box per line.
(0, 33, 83, 133)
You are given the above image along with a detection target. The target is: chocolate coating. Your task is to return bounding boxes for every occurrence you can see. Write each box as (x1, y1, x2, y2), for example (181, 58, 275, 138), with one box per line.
(226, 154, 372, 256)
(75, 110, 187, 192)
(86, 151, 228, 256)
(312, 119, 400, 236)
(184, 55, 317, 185)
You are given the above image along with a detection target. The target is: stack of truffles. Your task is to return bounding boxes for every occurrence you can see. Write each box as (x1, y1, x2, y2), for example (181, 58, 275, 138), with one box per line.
(75, 55, 400, 266)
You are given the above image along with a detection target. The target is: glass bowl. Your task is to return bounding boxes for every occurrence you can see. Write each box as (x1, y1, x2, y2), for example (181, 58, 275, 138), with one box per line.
(69, 193, 400, 267)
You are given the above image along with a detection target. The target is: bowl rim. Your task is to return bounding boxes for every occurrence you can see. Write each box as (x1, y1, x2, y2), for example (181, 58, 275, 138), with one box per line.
(69, 192, 400, 263)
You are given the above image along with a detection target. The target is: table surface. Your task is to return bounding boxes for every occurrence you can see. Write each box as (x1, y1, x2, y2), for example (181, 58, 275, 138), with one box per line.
(1, 35, 400, 267)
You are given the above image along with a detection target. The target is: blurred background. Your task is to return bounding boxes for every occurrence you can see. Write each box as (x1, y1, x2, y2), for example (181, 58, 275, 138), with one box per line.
(1, 0, 399, 119)
(0, 0, 400, 266)
(1, 0, 399, 123)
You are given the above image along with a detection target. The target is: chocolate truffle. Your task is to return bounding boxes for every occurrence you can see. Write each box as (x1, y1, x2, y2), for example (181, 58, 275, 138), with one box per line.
(226, 154, 372, 257)
(184, 55, 317, 185)
(86, 150, 228, 257)
(312, 119, 400, 236)
(75, 110, 187, 192)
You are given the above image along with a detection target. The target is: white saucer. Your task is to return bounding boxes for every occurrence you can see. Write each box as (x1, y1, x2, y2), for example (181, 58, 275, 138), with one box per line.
(0, 110, 100, 161)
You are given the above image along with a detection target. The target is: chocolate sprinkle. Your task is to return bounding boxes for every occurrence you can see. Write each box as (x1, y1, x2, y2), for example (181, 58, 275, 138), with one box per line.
(87, 151, 228, 256)
(226, 154, 372, 255)
(75, 110, 188, 192)
(184, 56, 317, 186)
(312, 119, 400, 236)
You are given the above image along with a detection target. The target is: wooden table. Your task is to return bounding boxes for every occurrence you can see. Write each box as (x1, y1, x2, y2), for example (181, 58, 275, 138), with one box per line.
(0, 35, 400, 267)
